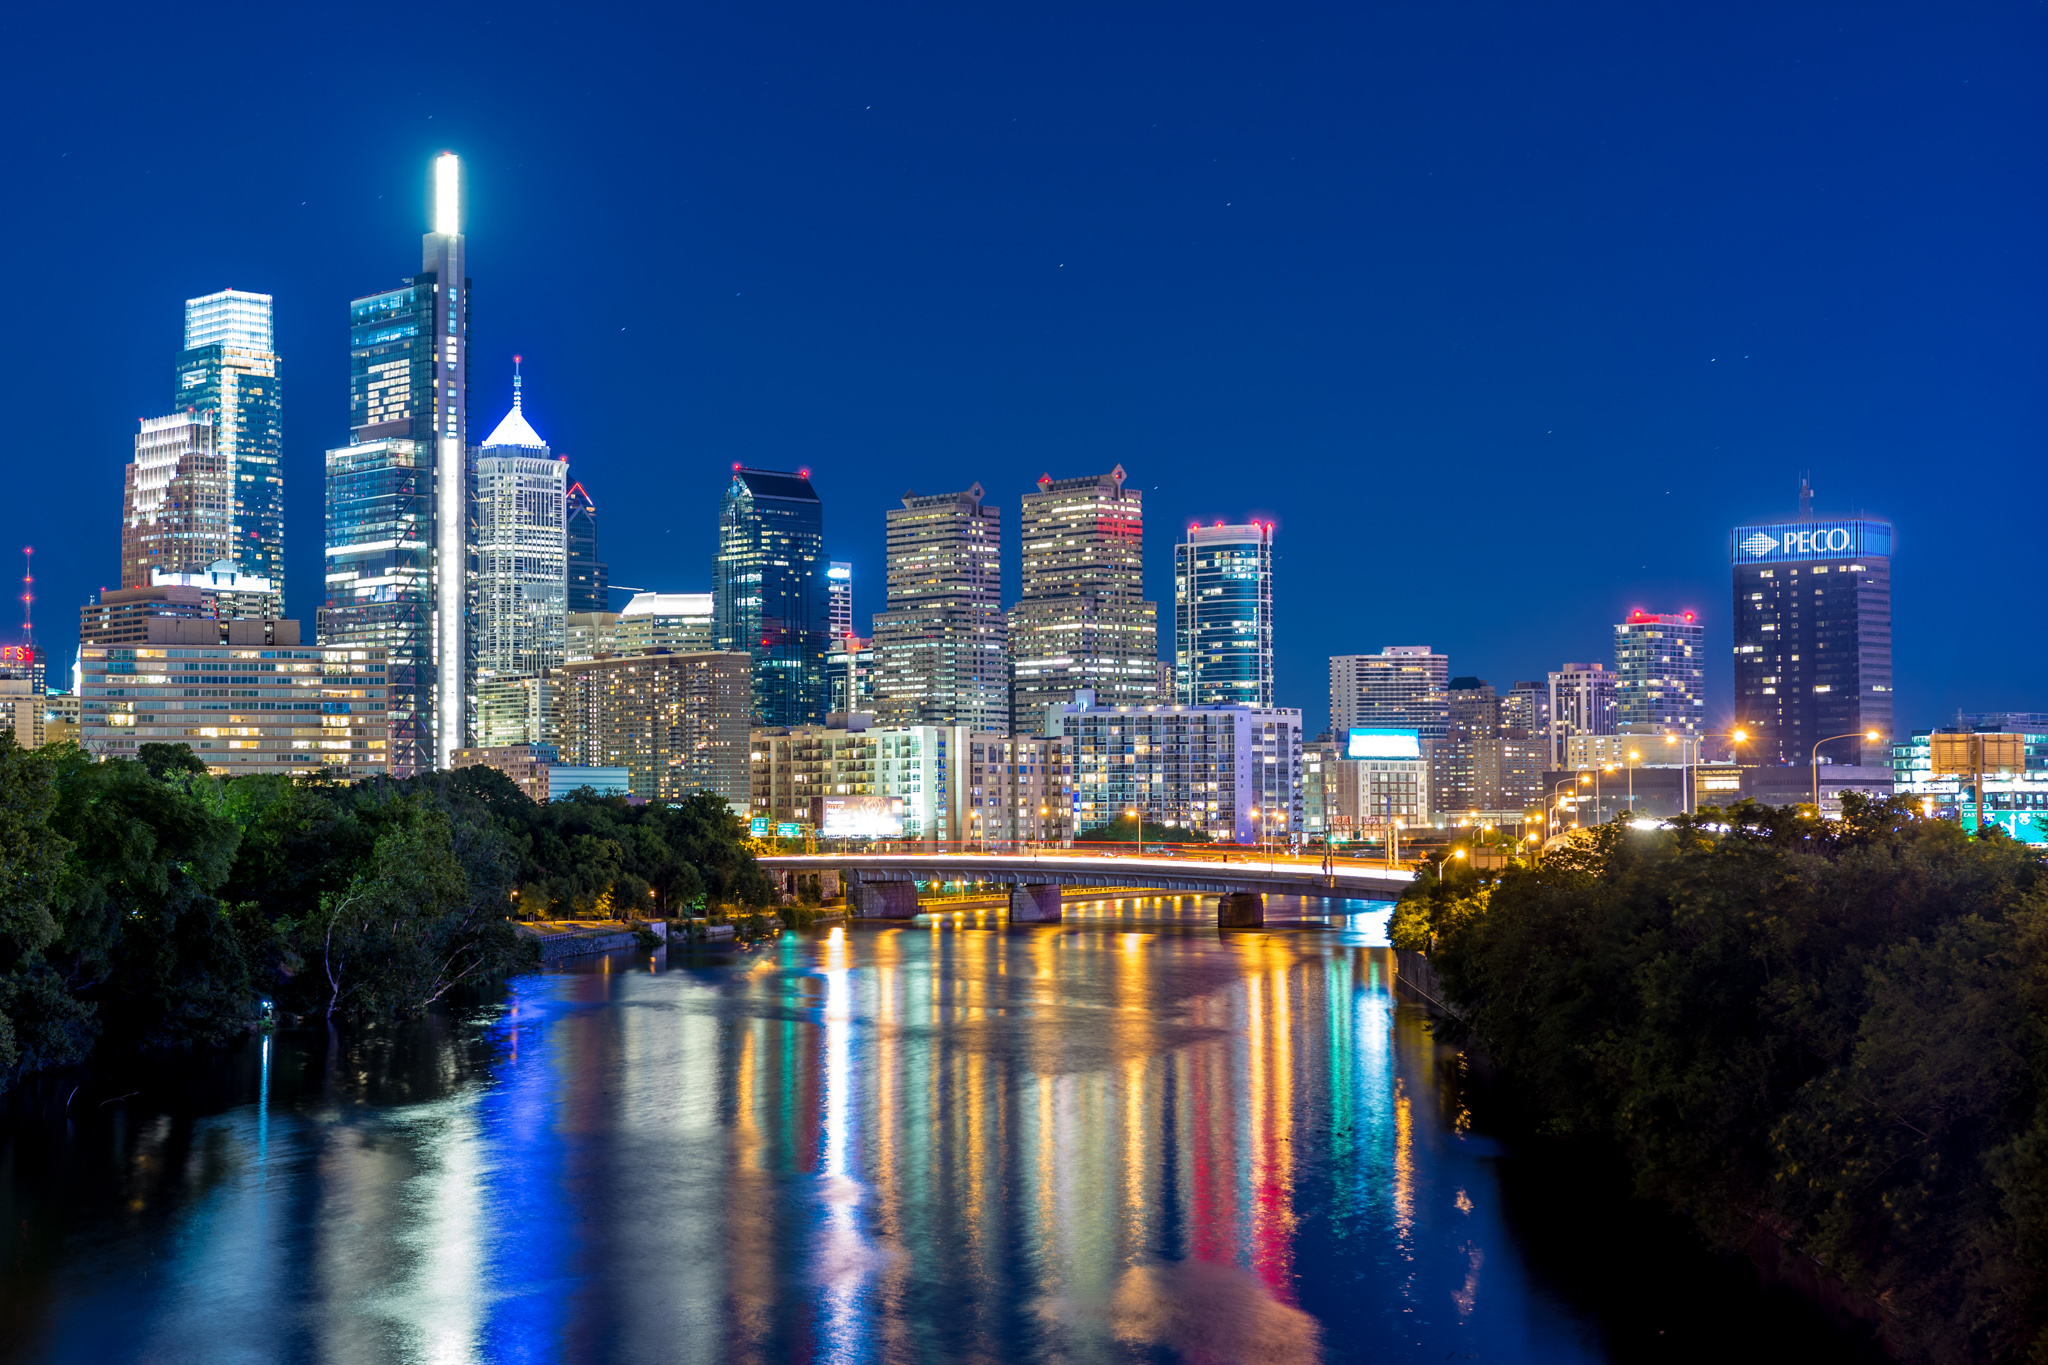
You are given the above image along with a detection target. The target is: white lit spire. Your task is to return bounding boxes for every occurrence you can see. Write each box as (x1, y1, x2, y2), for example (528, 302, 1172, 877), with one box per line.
(481, 357, 547, 450)
(434, 152, 461, 235)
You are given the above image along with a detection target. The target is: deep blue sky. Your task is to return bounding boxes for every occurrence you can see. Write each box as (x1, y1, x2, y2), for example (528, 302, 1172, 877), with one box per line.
(7, 1, 2042, 738)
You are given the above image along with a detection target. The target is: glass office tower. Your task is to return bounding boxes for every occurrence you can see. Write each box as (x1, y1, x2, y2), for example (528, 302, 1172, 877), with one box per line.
(1173, 520, 1274, 707)
(174, 289, 283, 604)
(473, 365, 567, 681)
(871, 484, 1008, 731)
(1731, 489, 1894, 768)
(713, 467, 827, 726)
(324, 153, 470, 773)
(567, 481, 608, 612)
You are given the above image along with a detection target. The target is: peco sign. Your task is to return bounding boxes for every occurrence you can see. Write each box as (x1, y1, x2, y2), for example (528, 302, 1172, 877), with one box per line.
(1730, 519, 1892, 565)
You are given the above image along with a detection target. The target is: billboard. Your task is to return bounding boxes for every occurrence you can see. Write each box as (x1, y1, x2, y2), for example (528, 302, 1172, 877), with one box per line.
(1729, 518, 1893, 565)
(1932, 733, 2027, 776)
(821, 795, 905, 839)
(1347, 728, 1422, 760)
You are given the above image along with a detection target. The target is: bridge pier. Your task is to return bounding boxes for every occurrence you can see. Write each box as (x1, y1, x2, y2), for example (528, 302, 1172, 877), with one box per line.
(848, 877, 921, 919)
(1008, 883, 1062, 924)
(1217, 892, 1264, 929)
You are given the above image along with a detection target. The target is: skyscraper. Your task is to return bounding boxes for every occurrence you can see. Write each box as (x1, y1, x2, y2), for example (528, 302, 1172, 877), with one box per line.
(1008, 466, 1161, 737)
(325, 152, 470, 773)
(1328, 648, 1449, 740)
(566, 480, 608, 612)
(1173, 520, 1274, 708)
(828, 561, 853, 639)
(1547, 662, 1617, 768)
(123, 413, 230, 588)
(473, 362, 567, 681)
(872, 485, 1008, 731)
(1731, 486, 1894, 767)
(713, 467, 827, 727)
(1433, 677, 1503, 815)
(175, 289, 283, 602)
(1614, 610, 1704, 736)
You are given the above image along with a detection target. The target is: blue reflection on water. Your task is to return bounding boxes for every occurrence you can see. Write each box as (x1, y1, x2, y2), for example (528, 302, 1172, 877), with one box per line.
(1, 897, 1681, 1363)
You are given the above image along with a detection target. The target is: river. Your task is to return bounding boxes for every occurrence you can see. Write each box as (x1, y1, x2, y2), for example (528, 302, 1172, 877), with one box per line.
(1, 896, 1871, 1363)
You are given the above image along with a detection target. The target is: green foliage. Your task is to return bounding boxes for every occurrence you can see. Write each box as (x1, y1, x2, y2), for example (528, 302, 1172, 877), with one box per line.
(0, 740, 773, 1094)
(1077, 815, 1212, 845)
(1402, 797, 2048, 1359)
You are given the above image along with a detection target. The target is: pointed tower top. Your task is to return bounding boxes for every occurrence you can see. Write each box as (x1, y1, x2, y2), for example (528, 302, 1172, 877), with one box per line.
(481, 358, 548, 450)
(1798, 473, 1814, 520)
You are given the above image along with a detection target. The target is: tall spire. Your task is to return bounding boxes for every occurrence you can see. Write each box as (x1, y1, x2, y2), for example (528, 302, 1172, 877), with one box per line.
(481, 357, 548, 451)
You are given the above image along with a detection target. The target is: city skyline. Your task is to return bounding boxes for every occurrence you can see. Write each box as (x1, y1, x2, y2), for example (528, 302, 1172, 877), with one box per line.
(12, 4, 2045, 744)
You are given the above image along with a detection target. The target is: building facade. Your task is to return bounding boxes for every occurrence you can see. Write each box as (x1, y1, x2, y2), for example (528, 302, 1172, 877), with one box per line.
(473, 368, 567, 683)
(1051, 696, 1303, 846)
(123, 413, 230, 589)
(1328, 647, 1449, 741)
(872, 485, 1008, 732)
(617, 592, 716, 654)
(828, 561, 853, 639)
(80, 623, 388, 777)
(827, 634, 875, 717)
(1173, 521, 1274, 708)
(1731, 498, 1895, 768)
(1614, 610, 1704, 737)
(1500, 680, 1549, 810)
(1009, 467, 1162, 737)
(1432, 677, 1503, 816)
(714, 468, 828, 727)
(1547, 662, 1617, 769)
(175, 289, 284, 603)
(1306, 733, 1430, 841)
(557, 650, 751, 805)
(83, 582, 294, 649)
(566, 481, 608, 612)
(475, 672, 562, 750)
(320, 437, 435, 775)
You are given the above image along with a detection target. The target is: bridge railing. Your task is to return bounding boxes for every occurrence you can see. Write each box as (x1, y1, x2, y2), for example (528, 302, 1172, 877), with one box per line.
(751, 837, 1420, 871)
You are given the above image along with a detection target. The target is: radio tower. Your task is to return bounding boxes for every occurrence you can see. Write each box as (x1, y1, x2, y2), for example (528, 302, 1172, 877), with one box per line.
(19, 546, 30, 648)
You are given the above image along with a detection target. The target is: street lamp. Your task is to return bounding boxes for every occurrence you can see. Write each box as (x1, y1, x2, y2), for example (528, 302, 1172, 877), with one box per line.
(1626, 749, 1641, 814)
(1812, 730, 1883, 812)
(1126, 806, 1141, 857)
(1438, 847, 1467, 882)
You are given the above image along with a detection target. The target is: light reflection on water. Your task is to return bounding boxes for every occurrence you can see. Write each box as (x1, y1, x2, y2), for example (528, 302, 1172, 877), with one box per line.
(4, 895, 1690, 1362)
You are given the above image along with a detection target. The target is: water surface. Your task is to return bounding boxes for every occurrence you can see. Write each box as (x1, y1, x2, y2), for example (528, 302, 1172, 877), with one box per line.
(1, 895, 1865, 1363)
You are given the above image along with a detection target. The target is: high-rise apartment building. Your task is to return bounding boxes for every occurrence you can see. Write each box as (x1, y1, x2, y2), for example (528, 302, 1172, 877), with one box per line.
(566, 481, 608, 612)
(1009, 467, 1161, 737)
(557, 650, 751, 804)
(1500, 680, 1549, 810)
(565, 611, 619, 662)
(1731, 489, 1895, 767)
(828, 634, 875, 717)
(175, 289, 283, 602)
(714, 468, 828, 727)
(1173, 521, 1274, 708)
(122, 413, 230, 588)
(331, 152, 470, 770)
(1614, 610, 1704, 737)
(473, 366, 567, 681)
(1432, 677, 1503, 815)
(1328, 648, 1450, 741)
(828, 561, 853, 639)
(1547, 662, 1617, 769)
(872, 485, 1007, 731)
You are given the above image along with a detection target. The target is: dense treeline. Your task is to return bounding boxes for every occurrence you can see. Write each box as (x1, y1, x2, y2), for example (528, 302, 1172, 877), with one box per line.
(0, 738, 773, 1099)
(1391, 797, 2048, 1362)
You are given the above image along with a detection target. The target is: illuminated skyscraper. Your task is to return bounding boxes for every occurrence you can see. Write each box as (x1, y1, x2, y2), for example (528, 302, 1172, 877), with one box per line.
(1328, 647, 1449, 741)
(175, 289, 283, 603)
(324, 152, 470, 774)
(1008, 466, 1160, 737)
(1731, 484, 1894, 767)
(1174, 521, 1274, 708)
(567, 480, 608, 612)
(872, 485, 1007, 731)
(473, 362, 567, 680)
(1546, 662, 1616, 768)
(713, 467, 827, 726)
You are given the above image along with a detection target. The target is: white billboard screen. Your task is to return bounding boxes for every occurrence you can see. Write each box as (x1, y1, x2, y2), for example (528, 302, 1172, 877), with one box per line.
(1347, 728, 1422, 760)
(822, 796, 905, 839)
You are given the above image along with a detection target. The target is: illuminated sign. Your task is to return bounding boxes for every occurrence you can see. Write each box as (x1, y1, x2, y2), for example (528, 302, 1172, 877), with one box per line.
(1729, 519, 1893, 565)
(1347, 728, 1422, 760)
(821, 796, 904, 839)
(776, 822, 803, 839)
(750, 816, 772, 837)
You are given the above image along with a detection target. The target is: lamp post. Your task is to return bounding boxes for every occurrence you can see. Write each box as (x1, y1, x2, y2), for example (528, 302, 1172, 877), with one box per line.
(1437, 847, 1467, 882)
(1811, 729, 1883, 813)
(1626, 750, 1640, 814)
(1126, 805, 1140, 857)
(1549, 773, 1591, 839)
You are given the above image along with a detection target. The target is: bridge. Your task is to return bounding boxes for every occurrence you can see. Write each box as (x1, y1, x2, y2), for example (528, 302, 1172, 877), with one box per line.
(757, 852, 1415, 928)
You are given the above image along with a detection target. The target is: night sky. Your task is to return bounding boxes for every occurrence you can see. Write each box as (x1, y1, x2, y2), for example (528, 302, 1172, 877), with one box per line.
(7, 2, 2042, 739)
